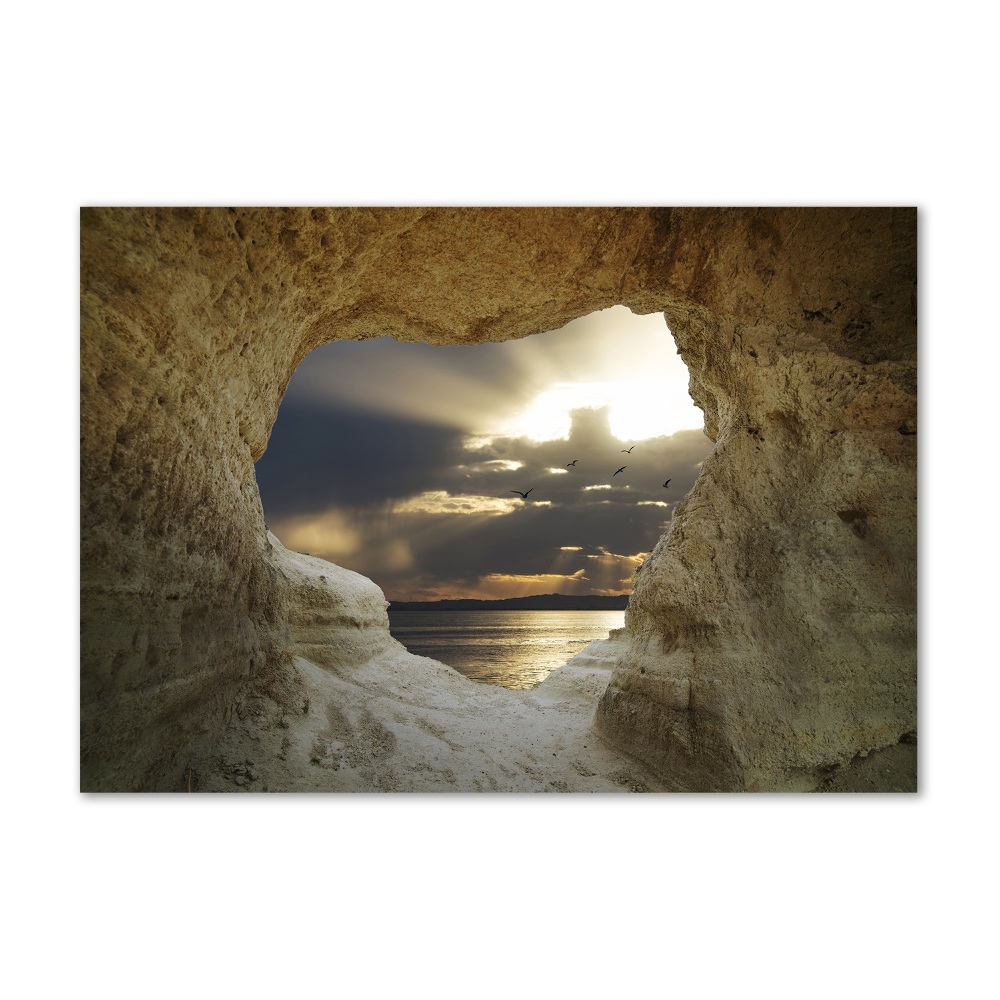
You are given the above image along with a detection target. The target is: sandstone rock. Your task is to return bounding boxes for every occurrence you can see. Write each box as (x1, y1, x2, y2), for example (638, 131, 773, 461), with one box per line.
(80, 207, 916, 792)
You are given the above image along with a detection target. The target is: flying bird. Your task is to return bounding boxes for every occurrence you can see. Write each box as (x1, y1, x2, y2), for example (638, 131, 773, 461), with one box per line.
(621, 446, 635, 453)
(566, 460, 578, 466)
(510, 489, 533, 499)
(663, 479, 671, 488)
(613, 466, 627, 477)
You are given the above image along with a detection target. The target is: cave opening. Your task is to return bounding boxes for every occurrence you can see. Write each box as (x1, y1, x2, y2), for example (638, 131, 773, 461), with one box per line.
(254, 305, 714, 690)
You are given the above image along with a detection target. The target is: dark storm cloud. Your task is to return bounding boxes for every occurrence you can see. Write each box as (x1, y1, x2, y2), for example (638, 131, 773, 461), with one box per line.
(254, 399, 470, 518)
(401, 503, 662, 579)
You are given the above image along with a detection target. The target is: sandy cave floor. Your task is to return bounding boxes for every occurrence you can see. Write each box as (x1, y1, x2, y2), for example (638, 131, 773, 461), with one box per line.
(201, 635, 670, 793)
(197, 628, 917, 793)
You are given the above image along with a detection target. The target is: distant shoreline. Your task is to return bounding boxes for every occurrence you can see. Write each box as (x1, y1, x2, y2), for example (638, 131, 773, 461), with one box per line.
(387, 593, 629, 611)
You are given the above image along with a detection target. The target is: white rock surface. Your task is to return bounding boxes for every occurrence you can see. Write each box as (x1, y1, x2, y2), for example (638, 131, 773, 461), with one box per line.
(203, 540, 663, 792)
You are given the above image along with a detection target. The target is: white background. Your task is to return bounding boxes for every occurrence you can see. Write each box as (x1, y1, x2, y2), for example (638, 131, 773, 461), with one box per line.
(4, 2, 991, 997)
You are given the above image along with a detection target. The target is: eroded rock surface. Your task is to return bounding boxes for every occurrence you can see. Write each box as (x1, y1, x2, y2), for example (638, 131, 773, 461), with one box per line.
(80, 207, 916, 791)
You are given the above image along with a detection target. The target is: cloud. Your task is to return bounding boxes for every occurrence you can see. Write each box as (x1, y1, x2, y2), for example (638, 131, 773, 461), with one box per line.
(393, 491, 520, 516)
(479, 568, 592, 599)
(255, 401, 470, 517)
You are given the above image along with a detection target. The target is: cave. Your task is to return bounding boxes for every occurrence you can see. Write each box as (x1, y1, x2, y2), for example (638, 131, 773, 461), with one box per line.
(80, 207, 917, 792)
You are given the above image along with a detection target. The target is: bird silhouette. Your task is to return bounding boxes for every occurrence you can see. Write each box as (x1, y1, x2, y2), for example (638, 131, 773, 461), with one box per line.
(566, 460, 578, 466)
(613, 466, 627, 477)
(663, 479, 671, 488)
(510, 489, 533, 499)
(621, 446, 634, 453)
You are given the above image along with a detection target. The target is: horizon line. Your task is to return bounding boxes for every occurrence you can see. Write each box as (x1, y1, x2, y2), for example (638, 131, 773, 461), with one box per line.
(386, 591, 631, 603)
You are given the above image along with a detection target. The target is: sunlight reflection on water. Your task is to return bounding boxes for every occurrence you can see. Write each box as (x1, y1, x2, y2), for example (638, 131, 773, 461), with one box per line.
(387, 609, 625, 690)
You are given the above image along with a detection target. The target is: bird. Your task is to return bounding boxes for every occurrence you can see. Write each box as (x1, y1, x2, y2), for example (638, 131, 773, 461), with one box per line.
(663, 479, 671, 488)
(566, 459, 578, 466)
(510, 489, 533, 499)
(621, 446, 634, 454)
(613, 466, 627, 477)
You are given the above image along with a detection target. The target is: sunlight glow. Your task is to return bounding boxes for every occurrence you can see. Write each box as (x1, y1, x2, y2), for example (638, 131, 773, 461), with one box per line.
(288, 306, 702, 445)
(457, 458, 525, 473)
(481, 307, 703, 443)
(494, 377, 697, 442)
(276, 509, 362, 558)
(483, 569, 589, 583)
(462, 435, 500, 451)
(393, 491, 520, 516)
(272, 510, 415, 573)
(480, 568, 591, 598)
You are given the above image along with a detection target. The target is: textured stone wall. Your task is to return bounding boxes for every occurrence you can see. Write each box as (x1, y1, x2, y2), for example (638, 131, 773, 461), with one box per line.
(597, 209, 917, 789)
(80, 207, 916, 791)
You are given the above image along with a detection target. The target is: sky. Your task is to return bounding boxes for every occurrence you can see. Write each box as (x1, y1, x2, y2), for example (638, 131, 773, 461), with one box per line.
(255, 306, 715, 601)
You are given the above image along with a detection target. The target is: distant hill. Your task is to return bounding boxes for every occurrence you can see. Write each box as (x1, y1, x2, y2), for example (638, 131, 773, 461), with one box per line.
(388, 593, 629, 611)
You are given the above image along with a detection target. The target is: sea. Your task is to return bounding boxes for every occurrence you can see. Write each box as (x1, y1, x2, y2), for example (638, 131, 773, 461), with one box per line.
(386, 608, 626, 690)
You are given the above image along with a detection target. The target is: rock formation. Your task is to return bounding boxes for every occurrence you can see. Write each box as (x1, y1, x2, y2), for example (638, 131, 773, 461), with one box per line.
(80, 207, 916, 791)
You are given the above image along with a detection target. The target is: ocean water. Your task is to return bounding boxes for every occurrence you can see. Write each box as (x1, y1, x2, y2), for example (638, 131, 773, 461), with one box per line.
(386, 609, 626, 690)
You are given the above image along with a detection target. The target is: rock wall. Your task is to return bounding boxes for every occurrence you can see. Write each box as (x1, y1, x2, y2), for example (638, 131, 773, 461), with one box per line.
(597, 210, 917, 789)
(80, 207, 916, 791)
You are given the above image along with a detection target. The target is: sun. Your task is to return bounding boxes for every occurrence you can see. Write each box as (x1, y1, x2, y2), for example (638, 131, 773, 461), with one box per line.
(494, 376, 701, 442)
(488, 308, 702, 443)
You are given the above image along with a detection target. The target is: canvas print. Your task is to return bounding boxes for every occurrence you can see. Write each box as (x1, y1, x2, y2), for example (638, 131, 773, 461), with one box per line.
(80, 207, 917, 792)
